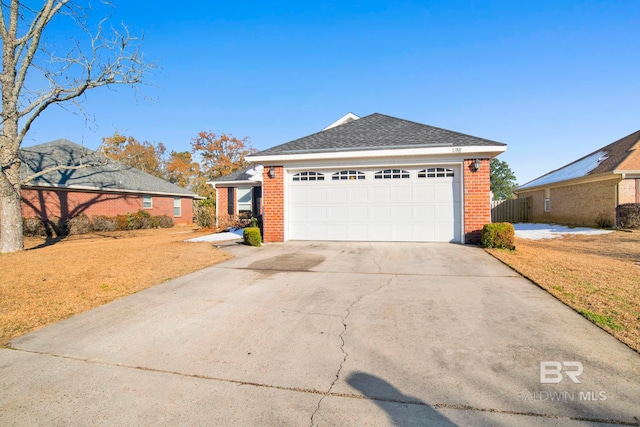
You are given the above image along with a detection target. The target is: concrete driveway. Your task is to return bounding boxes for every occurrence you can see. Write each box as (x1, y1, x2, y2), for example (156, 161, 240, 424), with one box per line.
(1, 242, 638, 426)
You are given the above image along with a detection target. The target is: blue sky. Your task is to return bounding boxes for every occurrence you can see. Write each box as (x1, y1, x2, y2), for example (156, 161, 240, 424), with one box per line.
(23, 0, 640, 184)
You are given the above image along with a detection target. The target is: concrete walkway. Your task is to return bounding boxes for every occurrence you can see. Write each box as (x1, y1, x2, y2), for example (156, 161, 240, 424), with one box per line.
(1, 242, 639, 426)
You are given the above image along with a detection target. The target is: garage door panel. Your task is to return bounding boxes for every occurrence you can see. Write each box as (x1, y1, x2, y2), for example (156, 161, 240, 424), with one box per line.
(288, 166, 461, 242)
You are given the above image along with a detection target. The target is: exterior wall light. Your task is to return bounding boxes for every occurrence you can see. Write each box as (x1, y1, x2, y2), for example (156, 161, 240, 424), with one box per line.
(268, 167, 276, 178)
(470, 159, 481, 172)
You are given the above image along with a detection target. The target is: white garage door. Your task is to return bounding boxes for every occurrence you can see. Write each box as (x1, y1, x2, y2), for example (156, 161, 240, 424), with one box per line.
(288, 166, 461, 242)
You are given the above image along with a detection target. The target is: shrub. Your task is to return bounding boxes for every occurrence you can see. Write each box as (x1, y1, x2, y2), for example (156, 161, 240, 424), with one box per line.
(22, 217, 47, 237)
(127, 209, 158, 230)
(114, 214, 129, 231)
(156, 215, 174, 228)
(67, 214, 92, 235)
(481, 222, 515, 249)
(194, 205, 215, 228)
(92, 215, 118, 232)
(243, 227, 262, 247)
(616, 203, 640, 229)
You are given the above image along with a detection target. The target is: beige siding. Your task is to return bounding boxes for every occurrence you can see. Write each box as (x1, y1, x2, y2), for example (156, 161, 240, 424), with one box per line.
(518, 177, 620, 227)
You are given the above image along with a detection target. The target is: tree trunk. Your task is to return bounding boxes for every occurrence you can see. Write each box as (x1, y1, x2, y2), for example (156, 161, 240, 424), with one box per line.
(0, 162, 24, 253)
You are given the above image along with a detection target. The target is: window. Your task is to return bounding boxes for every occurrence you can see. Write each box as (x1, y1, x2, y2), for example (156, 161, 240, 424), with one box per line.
(143, 195, 153, 209)
(237, 187, 252, 213)
(374, 169, 410, 179)
(418, 168, 455, 178)
(544, 189, 551, 212)
(173, 198, 181, 217)
(293, 171, 325, 181)
(332, 170, 365, 181)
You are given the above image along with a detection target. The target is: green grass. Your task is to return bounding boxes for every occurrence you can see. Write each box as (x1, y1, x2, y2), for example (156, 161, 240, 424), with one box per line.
(578, 309, 623, 331)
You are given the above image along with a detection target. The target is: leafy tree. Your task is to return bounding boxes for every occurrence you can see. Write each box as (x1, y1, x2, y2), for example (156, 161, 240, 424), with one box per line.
(100, 133, 166, 179)
(191, 131, 256, 180)
(490, 158, 518, 200)
(165, 150, 203, 193)
(0, 1, 152, 253)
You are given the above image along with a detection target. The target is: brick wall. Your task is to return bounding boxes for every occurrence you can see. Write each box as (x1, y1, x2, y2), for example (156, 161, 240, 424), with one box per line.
(618, 178, 639, 204)
(463, 158, 491, 244)
(262, 166, 284, 242)
(21, 188, 193, 224)
(215, 187, 237, 229)
(518, 177, 620, 227)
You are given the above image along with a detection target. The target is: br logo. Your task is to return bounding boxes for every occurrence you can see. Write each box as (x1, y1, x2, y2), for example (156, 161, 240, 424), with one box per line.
(540, 361, 584, 384)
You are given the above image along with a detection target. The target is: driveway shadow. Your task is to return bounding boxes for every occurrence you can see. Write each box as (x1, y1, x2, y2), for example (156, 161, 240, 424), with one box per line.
(346, 371, 458, 426)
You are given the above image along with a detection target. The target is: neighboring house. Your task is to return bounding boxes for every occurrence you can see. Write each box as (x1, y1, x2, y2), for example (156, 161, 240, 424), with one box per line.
(18, 139, 199, 226)
(215, 112, 506, 244)
(208, 165, 264, 228)
(516, 129, 640, 227)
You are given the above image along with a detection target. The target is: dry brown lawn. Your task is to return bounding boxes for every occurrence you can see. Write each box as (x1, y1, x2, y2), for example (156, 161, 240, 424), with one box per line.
(0, 226, 232, 345)
(487, 231, 640, 353)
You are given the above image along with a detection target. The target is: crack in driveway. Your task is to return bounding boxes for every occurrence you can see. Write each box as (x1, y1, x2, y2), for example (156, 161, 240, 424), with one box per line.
(4, 347, 636, 426)
(309, 279, 387, 427)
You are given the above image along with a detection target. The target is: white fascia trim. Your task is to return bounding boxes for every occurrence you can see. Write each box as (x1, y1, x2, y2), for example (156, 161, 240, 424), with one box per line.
(22, 183, 202, 199)
(208, 180, 263, 188)
(324, 112, 360, 130)
(516, 171, 622, 193)
(247, 145, 506, 164)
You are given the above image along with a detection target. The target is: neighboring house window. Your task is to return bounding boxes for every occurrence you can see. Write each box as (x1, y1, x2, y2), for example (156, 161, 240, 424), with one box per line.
(237, 187, 252, 213)
(374, 169, 410, 179)
(173, 198, 181, 217)
(332, 170, 365, 181)
(544, 189, 551, 212)
(418, 168, 454, 178)
(293, 171, 325, 181)
(143, 195, 153, 209)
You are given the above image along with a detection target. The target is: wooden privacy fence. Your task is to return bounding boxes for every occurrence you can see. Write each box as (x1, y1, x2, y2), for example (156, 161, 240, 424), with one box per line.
(491, 197, 531, 223)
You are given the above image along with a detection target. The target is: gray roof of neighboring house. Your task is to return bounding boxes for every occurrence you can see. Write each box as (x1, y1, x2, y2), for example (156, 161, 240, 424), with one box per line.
(208, 165, 263, 183)
(518, 129, 640, 190)
(19, 139, 197, 197)
(254, 113, 505, 156)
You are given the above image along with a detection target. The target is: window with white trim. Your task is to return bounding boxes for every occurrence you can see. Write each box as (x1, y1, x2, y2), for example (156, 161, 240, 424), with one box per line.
(332, 170, 365, 181)
(544, 189, 551, 212)
(418, 168, 455, 178)
(293, 171, 325, 181)
(374, 169, 410, 179)
(237, 187, 252, 213)
(173, 198, 181, 217)
(143, 195, 153, 209)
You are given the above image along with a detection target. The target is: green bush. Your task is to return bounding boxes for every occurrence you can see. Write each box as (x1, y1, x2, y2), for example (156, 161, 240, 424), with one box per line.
(616, 203, 640, 229)
(67, 214, 92, 235)
(481, 222, 515, 249)
(156, 215, 174, 228)
(243, 227, 262, 247)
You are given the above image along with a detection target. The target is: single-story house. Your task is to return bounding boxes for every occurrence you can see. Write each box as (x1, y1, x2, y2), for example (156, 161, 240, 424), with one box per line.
(208, 165, 264, 228)
(516, 129, 640, 227)
(17, 139, 199, 226)
(212, 113, 506, 244)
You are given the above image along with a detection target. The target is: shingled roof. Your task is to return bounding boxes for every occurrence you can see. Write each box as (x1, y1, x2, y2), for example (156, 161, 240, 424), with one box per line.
(254, 113, 505, 156)
(19, 139, 197, 197)
(519, 129, 640, 189)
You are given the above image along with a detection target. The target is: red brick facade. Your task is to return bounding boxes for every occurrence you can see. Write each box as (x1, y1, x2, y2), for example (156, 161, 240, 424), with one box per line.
(260, 161, 492, 244)
(21, 188, 194, 225)
(262, 166, 284, 243)
(463, 158, 491, 244)
(215, 187, 236, 229)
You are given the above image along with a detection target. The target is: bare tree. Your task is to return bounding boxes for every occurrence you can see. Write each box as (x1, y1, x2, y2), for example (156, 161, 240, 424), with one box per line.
(0, 1, 153, 253)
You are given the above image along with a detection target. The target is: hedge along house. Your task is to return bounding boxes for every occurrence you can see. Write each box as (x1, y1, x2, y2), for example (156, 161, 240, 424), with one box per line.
(207, 165, 263, 228)
(516, 129, 640, 227)
(16, 139, 199, 230)
(241, 113, 506, 244)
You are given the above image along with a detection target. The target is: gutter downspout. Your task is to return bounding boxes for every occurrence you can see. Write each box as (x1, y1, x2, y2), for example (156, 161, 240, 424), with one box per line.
(210, 183, 219, 229)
